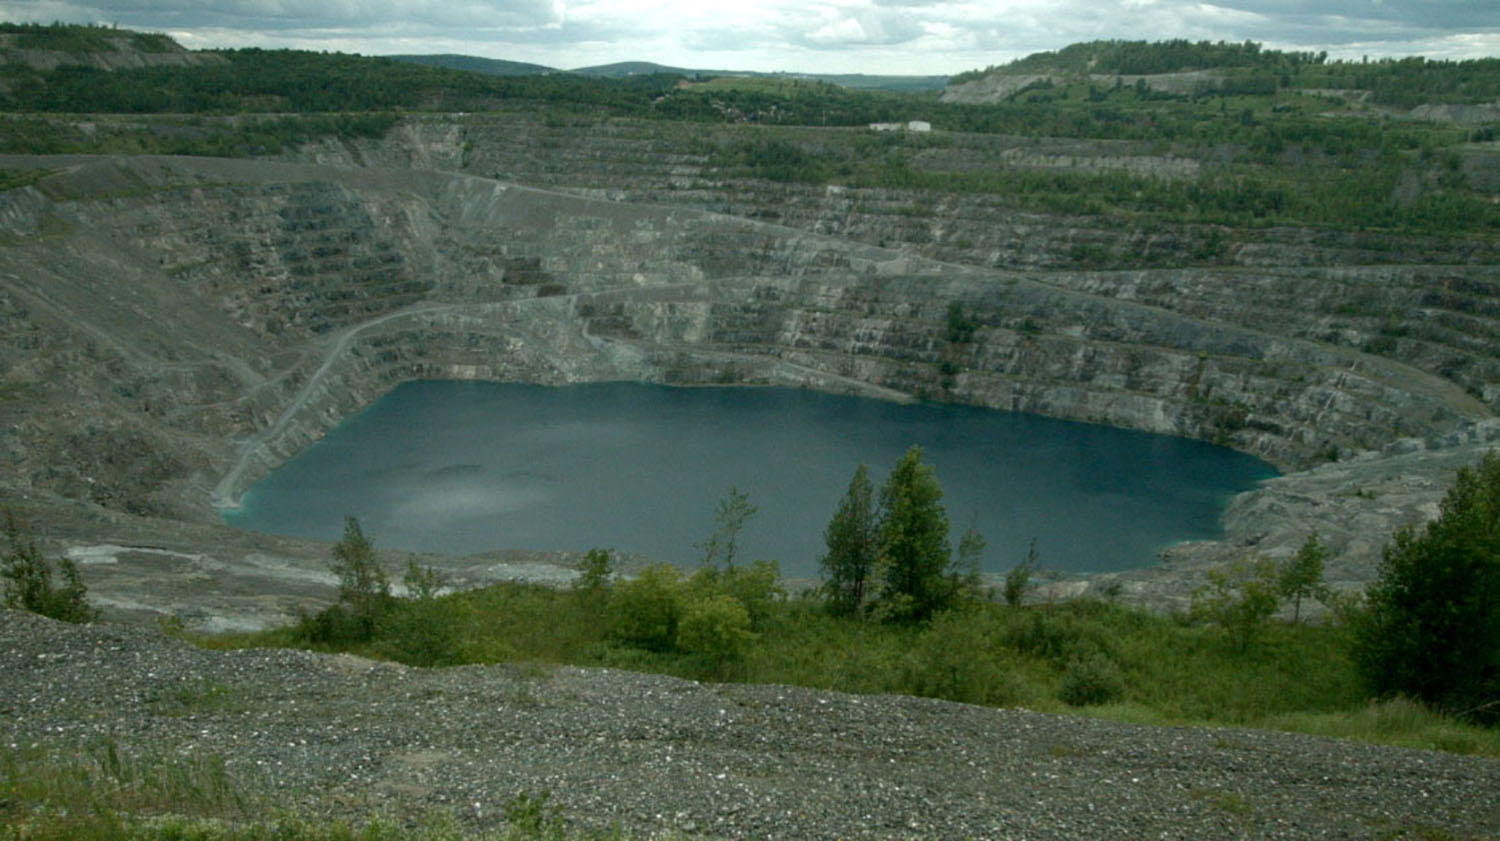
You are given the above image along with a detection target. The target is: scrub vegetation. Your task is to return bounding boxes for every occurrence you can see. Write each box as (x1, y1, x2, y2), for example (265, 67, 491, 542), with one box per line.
(3, 26, 1498, 240)
(1, 511, 96, 624)
(189, 449, 1500, 760)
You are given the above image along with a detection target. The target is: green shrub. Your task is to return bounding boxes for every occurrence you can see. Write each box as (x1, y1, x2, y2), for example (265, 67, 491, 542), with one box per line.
(693, 560, 785, 629)
(374, 563, 467, 667)
(902, 609, 1032, 706)
(1002, 605, 1115, 666)
(502, 790, 566, 841)
(1277, 533, 1329, 624)
(1, 511, 97, 624)
(1059, 652, 1126, 706)
(1190, 557, 1281, 653)
(607, 564, 683, 652)
(677, 593, 755, 669)
(1003, 539, 1039, 607)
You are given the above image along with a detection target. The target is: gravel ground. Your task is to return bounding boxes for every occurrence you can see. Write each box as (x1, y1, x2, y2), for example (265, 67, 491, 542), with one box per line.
(3, 609, 1497, 840)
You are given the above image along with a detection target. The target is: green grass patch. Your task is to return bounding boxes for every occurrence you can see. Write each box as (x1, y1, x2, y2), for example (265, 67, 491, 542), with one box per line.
(0, 738, 659, 840)
(0, 168, 52, 192)
(202, 576, 1498, 758)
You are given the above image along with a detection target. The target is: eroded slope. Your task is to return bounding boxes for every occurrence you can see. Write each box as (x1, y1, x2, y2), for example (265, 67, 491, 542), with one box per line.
(1, 141, 1497, 624)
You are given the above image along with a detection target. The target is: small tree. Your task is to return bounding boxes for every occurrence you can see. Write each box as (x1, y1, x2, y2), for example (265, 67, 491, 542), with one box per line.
(955, 525, 988, 603)
(819, 464, 879, 617)
(698, 487, 757, 569)
(875, 445, 954, 624)
(946, 301, 979, 344)
(1003, 538, 1039, 607)
(573, 548, 614, 594)
(1354, 451, 1500, 724)
(1190, 557, 1281, 653)
(1278, 533, 1329, 624)
(1, 511, 97, 624)
(402, 558, 444, 600)
(329, 515, 390, 641)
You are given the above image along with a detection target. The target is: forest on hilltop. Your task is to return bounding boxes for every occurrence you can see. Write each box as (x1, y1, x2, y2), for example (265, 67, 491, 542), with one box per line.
(1, 25, 1497, 238)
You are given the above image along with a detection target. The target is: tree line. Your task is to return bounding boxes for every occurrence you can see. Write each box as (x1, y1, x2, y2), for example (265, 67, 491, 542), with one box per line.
(8, 450, 1499, 728)
(948, 38, 1500, 108)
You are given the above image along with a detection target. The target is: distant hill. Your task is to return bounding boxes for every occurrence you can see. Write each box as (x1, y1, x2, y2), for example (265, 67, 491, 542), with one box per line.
(782, 72, 947, 93)
(367, 53, 947, 93)
(0, 21, 225, 72)
(944, 38, 1500, 108)
(571, 61, 705, 77)
(385, 54, 556, 77)
(570, 61, 946, 92)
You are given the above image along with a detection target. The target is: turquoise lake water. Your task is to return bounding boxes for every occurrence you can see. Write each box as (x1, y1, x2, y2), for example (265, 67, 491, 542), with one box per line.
(224, 381, 1277, 577)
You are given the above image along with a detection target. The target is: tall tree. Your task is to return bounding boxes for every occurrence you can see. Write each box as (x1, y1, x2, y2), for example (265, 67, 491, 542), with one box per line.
(819, 464, 879, 617)
(1354, 452, 1500, 724)
(875, 445, 954, 623)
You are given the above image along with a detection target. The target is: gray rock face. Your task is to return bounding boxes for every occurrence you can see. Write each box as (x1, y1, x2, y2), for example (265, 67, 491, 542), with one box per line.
(0, 134, 1496, 627)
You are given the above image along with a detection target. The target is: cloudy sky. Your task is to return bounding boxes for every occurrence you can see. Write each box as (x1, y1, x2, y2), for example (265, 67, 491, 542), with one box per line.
(1, 0, 1496, 76)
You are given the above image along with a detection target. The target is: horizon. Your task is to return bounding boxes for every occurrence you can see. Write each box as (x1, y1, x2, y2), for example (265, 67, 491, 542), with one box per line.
(0, 0, 1496, 78)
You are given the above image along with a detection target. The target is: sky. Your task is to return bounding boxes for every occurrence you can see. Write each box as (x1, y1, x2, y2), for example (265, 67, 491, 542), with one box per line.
(1, 0, 1497, 76)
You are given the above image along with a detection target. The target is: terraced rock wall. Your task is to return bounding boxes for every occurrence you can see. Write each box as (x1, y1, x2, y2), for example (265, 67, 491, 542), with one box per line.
(0, 134, 1496, 622)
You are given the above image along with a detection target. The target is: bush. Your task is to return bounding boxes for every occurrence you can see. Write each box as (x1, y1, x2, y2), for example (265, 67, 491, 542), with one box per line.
(573, 548, 614, 594)
(502, 789, 566, 841)
(1278, 533, 1329, 624)
(676, 593, 755, 669)
(1059, 652, 1126, 706)
(607, 564, 683, 652)
(1353, 451, 1500, 724)
(902, 609, 1032, 706)
(1, 511, 96, 624)
(1190, 557, 1281, 653)
(1002, 603, 1117, 666)
(374, 562, 466, 667)
(699, 560, 784, 629)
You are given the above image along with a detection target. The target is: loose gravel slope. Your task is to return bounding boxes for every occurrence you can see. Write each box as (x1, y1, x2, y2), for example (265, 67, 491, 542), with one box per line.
(2, 609, 1497, 840)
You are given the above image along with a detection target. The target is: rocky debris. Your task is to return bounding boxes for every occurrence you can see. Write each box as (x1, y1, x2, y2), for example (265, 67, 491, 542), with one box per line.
(2, 608, 1497, 840)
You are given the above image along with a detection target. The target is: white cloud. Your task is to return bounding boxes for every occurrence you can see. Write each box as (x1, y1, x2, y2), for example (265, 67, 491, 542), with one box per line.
(0, 0, 1494, 73)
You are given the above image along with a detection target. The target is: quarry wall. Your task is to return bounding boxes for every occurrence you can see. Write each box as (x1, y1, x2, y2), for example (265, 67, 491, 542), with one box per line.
(1, 135, 1497, 620)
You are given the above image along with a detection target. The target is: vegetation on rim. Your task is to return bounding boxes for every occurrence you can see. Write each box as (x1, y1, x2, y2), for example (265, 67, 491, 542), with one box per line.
(2, 26, 1497, 239)
(176, 449, 1500, 760)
